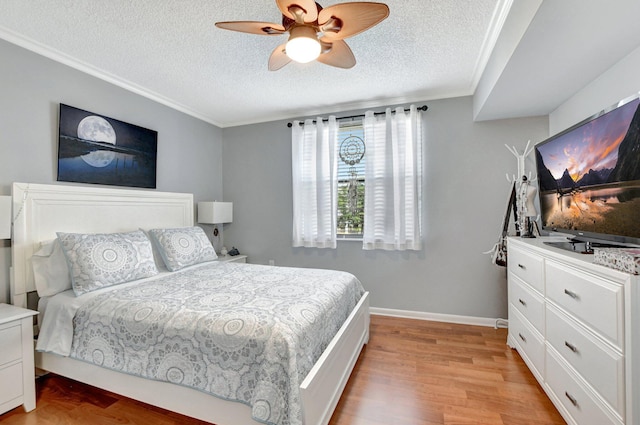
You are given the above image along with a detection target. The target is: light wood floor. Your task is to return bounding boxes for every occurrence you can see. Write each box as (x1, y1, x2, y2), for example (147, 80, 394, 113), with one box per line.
(2, 315, 565, 425)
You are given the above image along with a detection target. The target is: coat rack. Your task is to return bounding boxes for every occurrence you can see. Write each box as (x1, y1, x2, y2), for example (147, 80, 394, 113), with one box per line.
(485, 140, 539, 266)
(505, 139, 534, 184)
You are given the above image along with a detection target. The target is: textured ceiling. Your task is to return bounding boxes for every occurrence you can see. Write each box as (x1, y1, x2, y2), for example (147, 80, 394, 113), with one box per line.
(0, 0, 505, 127)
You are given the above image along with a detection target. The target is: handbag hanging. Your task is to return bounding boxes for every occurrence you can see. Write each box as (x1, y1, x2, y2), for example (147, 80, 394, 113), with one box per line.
(488, 182, 519, 267)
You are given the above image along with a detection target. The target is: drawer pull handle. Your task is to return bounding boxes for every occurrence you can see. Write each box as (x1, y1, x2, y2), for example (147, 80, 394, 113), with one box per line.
(564, 289, 578, 299)
(518, 264, 526, 270)
(565, 391, 578, 407)
(518, 298, 527, 306)
(518, 333, 526, 343)
(565, 341, 578, 353)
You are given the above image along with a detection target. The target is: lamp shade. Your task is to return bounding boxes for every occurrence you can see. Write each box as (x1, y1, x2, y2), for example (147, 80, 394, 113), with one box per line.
(198, 201, 233, 224)
(0, 196, 11, 239)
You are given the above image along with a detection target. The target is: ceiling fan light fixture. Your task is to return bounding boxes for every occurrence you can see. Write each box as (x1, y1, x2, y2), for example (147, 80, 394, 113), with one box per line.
(215, 1, 390, 70)
(285, 25, 321, 63)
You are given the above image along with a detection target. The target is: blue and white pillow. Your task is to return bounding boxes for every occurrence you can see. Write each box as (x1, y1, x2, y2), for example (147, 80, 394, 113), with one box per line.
(57, 230, 158, 296)
(149, 226, 217, 271)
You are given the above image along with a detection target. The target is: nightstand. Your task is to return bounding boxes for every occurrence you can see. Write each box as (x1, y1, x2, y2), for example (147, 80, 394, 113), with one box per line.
(216, 254, 247, 263)
(0, 304, 38, 415)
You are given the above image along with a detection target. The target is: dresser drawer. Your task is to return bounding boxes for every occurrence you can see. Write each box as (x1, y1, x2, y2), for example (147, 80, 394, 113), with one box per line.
(546, 349, 622, 425)
(546, 305, 624, 415)
(545, 261, 623, 348)
(509, 306, 544, 377)
(509, 275, 545, 334)
(508, 245, 544, 293)
(0, 324, 22, 367)
(0, 362, 23, 406)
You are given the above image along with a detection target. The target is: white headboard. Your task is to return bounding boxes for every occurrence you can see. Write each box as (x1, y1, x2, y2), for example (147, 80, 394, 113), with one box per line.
(10, 182, 194, 307)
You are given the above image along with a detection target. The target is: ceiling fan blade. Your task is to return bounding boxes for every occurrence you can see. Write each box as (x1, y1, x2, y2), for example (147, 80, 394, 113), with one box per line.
(276, 0, 318, 23)
(269, 44, 292, 71)
(317, 40, 356, 69)
(319, 2, 389, 40)
(215, 21, 286, 35)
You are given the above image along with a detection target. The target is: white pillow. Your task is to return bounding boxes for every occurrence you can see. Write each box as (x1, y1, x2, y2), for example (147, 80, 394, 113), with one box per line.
(149, 226, 217, 271)
(57, 230, 158, 296)
(140, 228, 169, 272)
(31, 239, 72, 297)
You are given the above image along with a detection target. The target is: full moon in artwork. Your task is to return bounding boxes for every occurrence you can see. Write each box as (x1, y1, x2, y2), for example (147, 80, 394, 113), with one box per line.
(77, 115, 117, 167)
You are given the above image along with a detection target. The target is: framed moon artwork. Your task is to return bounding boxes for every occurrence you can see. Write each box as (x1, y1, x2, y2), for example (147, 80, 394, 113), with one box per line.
(57, 104, 158, 189)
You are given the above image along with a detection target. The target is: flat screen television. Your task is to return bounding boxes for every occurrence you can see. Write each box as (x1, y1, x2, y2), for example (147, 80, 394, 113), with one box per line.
(535, 94, 640, 249)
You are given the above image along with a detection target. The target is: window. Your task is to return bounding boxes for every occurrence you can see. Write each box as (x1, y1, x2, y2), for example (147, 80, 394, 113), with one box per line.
(337, 122, 366, 239)
(291, 105, 424, 250)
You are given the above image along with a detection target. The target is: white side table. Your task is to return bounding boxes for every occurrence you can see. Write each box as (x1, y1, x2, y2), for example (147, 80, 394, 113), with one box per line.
(216, 254, 248, 263)
(0, 304, 38, 415)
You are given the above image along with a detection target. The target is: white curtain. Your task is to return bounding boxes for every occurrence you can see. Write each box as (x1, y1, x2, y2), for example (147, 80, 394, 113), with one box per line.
(291, 116, 339, 248)
(362, 105, 423, 250)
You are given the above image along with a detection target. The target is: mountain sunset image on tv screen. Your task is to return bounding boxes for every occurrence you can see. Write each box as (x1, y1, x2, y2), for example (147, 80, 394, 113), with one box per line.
(535, 96, 640, 240)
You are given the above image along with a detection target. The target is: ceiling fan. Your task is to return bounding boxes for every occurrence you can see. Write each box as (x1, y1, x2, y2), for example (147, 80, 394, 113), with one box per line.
(215, 1, 389, 71)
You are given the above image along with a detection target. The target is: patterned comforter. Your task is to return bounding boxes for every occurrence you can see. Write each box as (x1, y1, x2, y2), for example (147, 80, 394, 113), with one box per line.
(69, 261, 365, 425)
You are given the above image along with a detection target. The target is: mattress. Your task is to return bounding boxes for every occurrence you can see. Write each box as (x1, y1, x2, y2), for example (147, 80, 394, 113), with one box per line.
(37, 261, 365, 425)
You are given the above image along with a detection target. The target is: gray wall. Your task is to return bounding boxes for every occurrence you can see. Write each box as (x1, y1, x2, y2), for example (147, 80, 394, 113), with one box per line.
(222, 97, 548, 319)
(0, 39, 223, 303)
(550, 45, 640, 134)
(0, 37, 551, 320)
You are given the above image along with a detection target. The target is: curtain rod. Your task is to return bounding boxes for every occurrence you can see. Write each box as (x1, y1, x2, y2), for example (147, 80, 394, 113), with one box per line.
(286, 104, 428, 127)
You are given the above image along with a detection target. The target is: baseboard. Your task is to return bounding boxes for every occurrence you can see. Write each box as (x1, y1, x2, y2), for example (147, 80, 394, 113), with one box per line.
(370, 307, 508, 329)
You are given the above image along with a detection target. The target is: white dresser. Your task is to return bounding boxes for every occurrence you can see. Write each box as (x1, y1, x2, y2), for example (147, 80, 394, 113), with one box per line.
(0, 304, 38, 415)
(507, 237, 639, 425)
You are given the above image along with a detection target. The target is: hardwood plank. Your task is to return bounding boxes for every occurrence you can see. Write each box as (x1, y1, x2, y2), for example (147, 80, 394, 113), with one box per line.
(328, 315, 565, 425)
(1, 374, 208, 425)
(1, 315, 565, 425)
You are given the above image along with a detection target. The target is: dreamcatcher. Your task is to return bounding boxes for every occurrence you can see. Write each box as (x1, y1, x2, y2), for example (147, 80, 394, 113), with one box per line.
(339, 134, 366, 216)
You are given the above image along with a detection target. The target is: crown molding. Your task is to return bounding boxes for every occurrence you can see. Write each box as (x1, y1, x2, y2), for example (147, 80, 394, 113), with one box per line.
(0, 28, 224, 128)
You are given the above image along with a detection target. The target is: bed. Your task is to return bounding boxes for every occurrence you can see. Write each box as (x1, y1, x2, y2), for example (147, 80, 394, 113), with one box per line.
(10, 182, 370, 425)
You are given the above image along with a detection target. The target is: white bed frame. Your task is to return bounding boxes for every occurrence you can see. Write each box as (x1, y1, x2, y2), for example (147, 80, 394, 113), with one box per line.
(10, 182, 370, 425)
